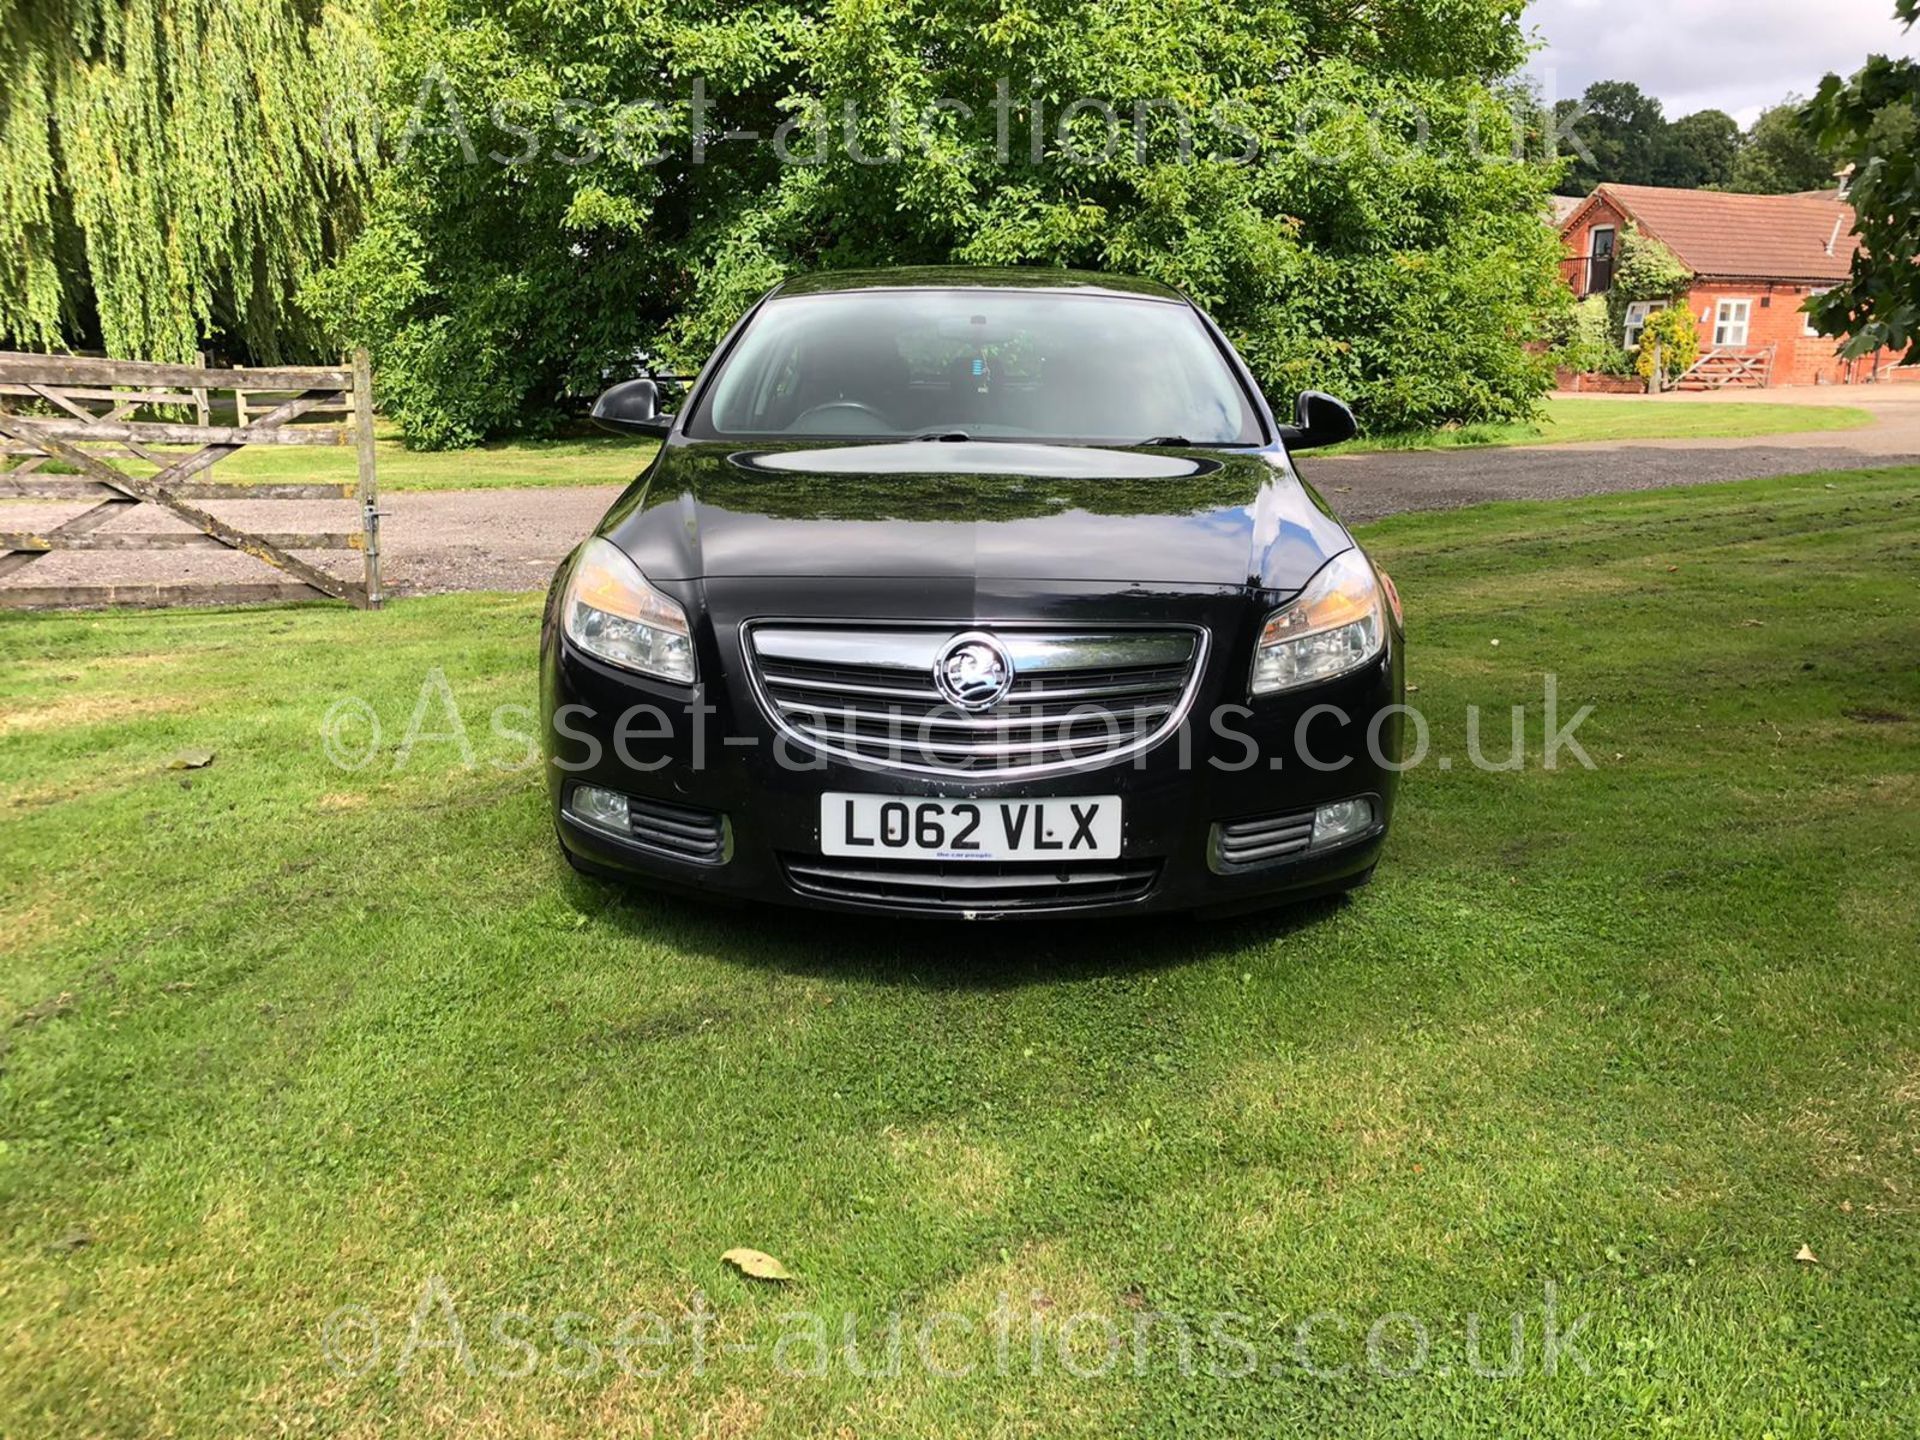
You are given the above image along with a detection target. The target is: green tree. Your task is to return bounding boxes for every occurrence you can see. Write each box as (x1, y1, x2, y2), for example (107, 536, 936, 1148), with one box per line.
(0, 0, 376, 362)
(1731, 100, 1840, 194)
(1553, 80, 1668, 195)
(314, 0, 1568, 448)
(1801, 0, 1920, 362)
(1657, 110, 1741, 189)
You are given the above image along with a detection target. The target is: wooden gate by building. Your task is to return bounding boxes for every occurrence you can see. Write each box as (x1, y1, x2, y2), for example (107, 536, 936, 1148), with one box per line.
(0, 351, 380, 609)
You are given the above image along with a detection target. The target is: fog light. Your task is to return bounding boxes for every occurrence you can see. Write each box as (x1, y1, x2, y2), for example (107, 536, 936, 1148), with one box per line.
(569, 784, 630, 832)
(1311, 798, 1375, 849)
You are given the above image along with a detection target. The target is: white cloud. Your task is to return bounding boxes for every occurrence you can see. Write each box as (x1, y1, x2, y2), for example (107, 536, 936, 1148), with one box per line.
(1524, 0, 1920, 125)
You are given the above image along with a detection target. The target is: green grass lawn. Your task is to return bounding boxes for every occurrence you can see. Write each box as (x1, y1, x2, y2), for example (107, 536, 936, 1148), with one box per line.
(108, 398, 1873, 493)
(1329, 397, 1875, 454)
(138, 420, 657, 494)
(2, 470, 1917, 1437)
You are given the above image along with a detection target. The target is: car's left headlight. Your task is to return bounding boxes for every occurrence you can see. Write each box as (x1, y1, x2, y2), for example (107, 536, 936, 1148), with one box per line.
(1250, 549, 1386, 695)
(561, 536, 696, 684)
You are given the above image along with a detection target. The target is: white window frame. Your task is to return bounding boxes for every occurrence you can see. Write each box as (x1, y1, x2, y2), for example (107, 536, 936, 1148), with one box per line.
(1622, 301, 1658, 348)
(1803, 287, 1831, 339)
(1586, 226, 1617, 294)
(1713, 298, 1752, 348)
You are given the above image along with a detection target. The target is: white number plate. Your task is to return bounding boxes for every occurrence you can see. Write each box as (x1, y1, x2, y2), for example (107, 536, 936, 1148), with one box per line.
(820, 793, 1122, 861)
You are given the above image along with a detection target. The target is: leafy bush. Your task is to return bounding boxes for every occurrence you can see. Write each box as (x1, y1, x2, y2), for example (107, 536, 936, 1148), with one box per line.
(310, 0, 1569, 448)
(1612, 227, 1693, 299)
(1607, 226, 1692, 340)
(1554, 295, 1634, 375)
(1634, 305, 1700, 380)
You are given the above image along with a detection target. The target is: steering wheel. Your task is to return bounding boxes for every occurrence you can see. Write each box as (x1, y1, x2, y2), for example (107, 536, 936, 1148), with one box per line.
(791, 401, 893, 435)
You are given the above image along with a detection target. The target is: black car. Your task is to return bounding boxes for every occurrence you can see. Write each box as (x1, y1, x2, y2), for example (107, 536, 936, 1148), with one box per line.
(541, 268, 1405, 918)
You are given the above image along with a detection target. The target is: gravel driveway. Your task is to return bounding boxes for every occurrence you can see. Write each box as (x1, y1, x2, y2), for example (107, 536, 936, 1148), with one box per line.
(1301, 438, 1920, 524)
(6, 390, 1919, 598)
(1306, 386, 1920, 523)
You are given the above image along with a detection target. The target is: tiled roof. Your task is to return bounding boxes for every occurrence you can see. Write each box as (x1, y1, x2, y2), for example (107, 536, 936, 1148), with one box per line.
(1570, 183, 1859, 283)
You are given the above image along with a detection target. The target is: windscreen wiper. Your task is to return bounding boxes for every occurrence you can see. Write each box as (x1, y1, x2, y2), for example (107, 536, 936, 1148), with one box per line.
(1138, 435, 1193, 446)
(911, 429, 972, 442)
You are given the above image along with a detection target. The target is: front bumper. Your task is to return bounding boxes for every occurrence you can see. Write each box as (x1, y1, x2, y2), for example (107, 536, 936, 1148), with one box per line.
(541, 579, 1404, 919)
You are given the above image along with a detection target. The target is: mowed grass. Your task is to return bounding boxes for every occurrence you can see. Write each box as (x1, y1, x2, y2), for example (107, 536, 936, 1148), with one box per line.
(140, 419, 656, 493)
(118, 397, 1872, 491)
(1330, 396, 1875, 453)
(2, 470, 1918, 1437)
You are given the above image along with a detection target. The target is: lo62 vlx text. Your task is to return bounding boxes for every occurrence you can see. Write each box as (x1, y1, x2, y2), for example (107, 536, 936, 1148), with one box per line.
(540, 268, 1406, 918)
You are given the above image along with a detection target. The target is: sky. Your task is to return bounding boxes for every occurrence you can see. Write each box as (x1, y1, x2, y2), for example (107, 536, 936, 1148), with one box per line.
(1524, 0, 1920, 126)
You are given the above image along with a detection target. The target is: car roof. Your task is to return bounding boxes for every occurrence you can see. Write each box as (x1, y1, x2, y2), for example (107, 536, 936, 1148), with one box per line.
(770, 266, 1187, 303)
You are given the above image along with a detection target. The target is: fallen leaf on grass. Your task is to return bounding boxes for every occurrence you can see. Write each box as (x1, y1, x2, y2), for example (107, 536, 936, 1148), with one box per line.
(166, 750, 215, 771)
(1794, 1244, 1818, 1264)
(722, 1247, 792, 1282)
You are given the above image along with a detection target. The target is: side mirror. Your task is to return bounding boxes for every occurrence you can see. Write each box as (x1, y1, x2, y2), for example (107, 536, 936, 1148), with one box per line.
(1279, 390, 1357, 452)
(591, 378, 673, 439)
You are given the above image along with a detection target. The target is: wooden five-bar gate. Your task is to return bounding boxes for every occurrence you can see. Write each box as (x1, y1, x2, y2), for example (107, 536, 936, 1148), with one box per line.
(0, 350, 381, 609)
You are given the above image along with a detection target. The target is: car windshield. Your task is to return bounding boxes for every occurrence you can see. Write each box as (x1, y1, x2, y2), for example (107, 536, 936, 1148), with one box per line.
(688, 289, 1263, 445)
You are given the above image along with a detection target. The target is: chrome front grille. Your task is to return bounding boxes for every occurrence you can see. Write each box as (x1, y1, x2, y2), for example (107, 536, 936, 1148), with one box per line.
(742, 624, 1206, 776)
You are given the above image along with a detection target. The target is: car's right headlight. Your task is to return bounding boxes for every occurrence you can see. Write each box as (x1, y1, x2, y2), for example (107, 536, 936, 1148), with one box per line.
(561, 537, 696, 684)
(1250, 549, 1386, 695)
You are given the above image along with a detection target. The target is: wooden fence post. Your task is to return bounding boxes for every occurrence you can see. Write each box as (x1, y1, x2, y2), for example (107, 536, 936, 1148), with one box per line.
(193, 351, 211, 428)
(352, 348, 382, 610)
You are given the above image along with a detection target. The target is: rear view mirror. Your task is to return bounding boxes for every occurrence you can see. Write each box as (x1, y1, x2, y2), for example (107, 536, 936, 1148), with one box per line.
(1279, 390, 1357, 452)
(592, 378, 673, 439)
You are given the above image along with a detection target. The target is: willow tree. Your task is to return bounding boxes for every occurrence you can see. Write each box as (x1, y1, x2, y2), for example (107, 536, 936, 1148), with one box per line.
(0, 0, 376, 361)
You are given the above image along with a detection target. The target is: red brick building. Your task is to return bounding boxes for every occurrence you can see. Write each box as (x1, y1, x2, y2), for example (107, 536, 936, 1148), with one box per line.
(1557, 183, 1909, 389)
